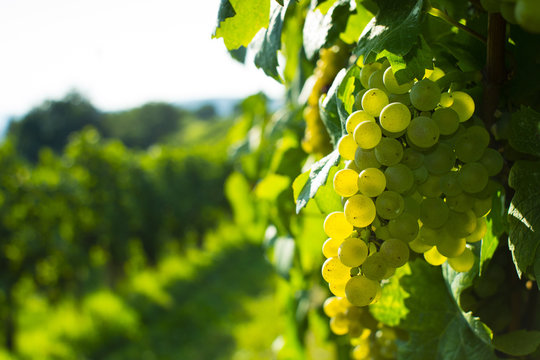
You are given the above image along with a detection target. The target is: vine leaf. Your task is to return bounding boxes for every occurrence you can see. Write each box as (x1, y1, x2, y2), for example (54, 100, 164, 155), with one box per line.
(293, 150, 340, 213)
(509, 106, 540, 157)
(492, 330, 540, 356)
(508, 160, 540, 282)
(479, 219, 498, 276)
(320, 69, 348, 146)
(303, 0, 356, 60)
(370, 263, 410, 326)
(213, 0, 271, 50)
(354, 0, 424, 64)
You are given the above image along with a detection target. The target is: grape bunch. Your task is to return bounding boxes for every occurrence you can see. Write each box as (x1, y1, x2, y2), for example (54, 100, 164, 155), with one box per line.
(321, 61, 503, 311)
(323, 295, 401, 360)
(481, 0, 540, 33)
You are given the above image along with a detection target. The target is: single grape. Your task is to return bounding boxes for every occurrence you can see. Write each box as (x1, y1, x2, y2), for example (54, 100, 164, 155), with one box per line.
(375, 191, 405, 219)
(375, 225, 391, 240)
(500, 1, 518, 24)
(344, 194, 377, 227)
(358, 167, 386, 197)
(334, 169, 360, 197)
(322, 257, 351, 284)
(384, 164, 414, 193)
(412, 166, 429, 184)
(473, 196, 492, 217)
(458, 162, 489, 194)
(368, 69, 389, 93)
(455, 125, 490, 163)
(445, 210, 477, 238)
(437, 232, 466, 258)
(440, 171, 463, 196)
(330, 313, 349, 335)
(339, 237, 369, 267)
(465, 217, 487, 243)
(409, 237, 433, 253)
(407, 116, 440, 148)
(383, 67, 413, 94)
(417, 226, 441, 246)
(338, 134, 358, 160)
(345, 275, 381, 307)
(424, 143, 456, 175)
(446, 192, 474, 212)
(362, 88, 389, 117)
(479, 148, 503, 176)
(346, 110, 375, 134)
(352, 343, 371, 360)
(515, 0, 540, 33)
(388, 213, 420, 242)
(450, 91, 475, 122)
(374, 137, 404, 166)
(323, 296, 344, 317)
(448, 247, 475, 272)
(401, 148, 424, 169)
(432, 108, 460, 135)
(354, 89, 368, 111)
(329, 281, 347, 297)
(380, 238, 410, 267)
(424, 246, 447, 266)
(355, 148, 381, 170)
(361, 253, 389, 281)
(360, 62, 383, 88)
(420, 197, 449, 228)
(417, 175, 443, 198)
(323, 237, 342, 258)
(403, 194, 422, 219)
(410, 79, 441, 111)
(379, 102, 411, 133)
(354, 121, 382, 149)
(345, 159, 361, 172)
(324, 212, 354, 239)
(439, 92, 454, 107)
(389, 92, 411, 106)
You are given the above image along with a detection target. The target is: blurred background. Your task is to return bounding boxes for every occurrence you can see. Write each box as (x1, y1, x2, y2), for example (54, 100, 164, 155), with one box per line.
(0, 1, 326, 359)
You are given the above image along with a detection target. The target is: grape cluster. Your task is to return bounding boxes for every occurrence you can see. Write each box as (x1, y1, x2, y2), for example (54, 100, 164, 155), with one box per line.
(481, 0, 540, 33)
(321, 61, 503, 311)
(323, 296, 400, 360)
(303, 45, 348, 156)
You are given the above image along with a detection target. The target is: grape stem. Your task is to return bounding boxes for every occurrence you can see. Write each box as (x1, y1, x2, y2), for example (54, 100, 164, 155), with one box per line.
(427, 7, 487, 43)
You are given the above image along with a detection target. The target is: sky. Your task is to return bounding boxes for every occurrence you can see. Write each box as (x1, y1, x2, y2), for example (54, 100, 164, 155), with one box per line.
(0, 0, 284, 129)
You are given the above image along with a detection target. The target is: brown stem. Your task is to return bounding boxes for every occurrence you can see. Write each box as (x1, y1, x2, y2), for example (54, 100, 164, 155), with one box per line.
(482, 13, 506, 131)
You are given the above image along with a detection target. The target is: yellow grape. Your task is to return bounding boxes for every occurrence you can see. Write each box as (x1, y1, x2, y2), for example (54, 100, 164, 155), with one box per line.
(345, 275, 381, 307)
(424, 246, 447, 266)
(346, 110, 375, 134)
(322, 237, 342, 258)
(338, 134, 358, 160)
(333, 169, 360, 197)
(344, 194, 377, 227)
(448, 247, 475, 272)
(324, 212, 354, 239)
(322, 257, 351, 284)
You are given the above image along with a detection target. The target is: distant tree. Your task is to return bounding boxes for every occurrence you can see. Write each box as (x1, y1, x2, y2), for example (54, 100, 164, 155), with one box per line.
(195, 104, 217, 119)
(7, 91, 102, 162)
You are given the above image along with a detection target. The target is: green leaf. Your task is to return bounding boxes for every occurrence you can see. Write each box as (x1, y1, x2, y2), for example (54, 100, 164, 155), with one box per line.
(508, 160, 540, 280)
(354, 0, 425, 63)
(213, 0, 271, 50)
(303, 0, 355, 60)
(292, 169, 310, 202)
(274, 236, 295, 279)
(253, 0, 295, 80)
(313, 164, 343, 214)
(480, 219, 499, 276)
(255, 174, 291, 201)
(320, 69, 348, 146)
(295, 150, 340, 213)
(339, 3, 374, 44)
(370, 263, 411, 326)
(493, 330, 540, 356)
(509, 106, 540, 157)
(337, 65, 361, 114)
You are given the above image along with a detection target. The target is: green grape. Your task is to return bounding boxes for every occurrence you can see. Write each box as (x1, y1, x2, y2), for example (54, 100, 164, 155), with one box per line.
(410, 79, 441, 111)
(323, 237, 342, 258)
(368, 69, 389, 93)
(346, 110, 375, 134)
(323, 296, 345, 317)
(339, 237, 369, 267)
(322, 256, 351, 284)
(354, 89, 368, 110)
(388, 213, 419, 242)
(360, 62, 383, 88)
(354, 121, 382, 149)
(473, 196, 492, 217)
(455, 125, 490, 163)
(389, 92, 411, 106)
(466, 217, 487, 243)
(344, 194, 377, 227)
(424, 143, 456, 175)
(424, 246, 447, 266)
(324, 212, 354, 239)
(384, 164, 414, 193)
(338, 134, 358, 160)
(439, 92, 454, 107)
(407, 116, 440, 148)
(375, 225, 391, 240)
(445, 210, 477, 238)
(480, 0, 501, 13)
(418, 175, 442, 198)
(458, 162, 489, 193)
(381, 127, 406, 138)
(446, 192, 474, 212)
(412, 166, 429, 184)
(409, 237, 433, 253)
(345, 275, 381, 307)
(420, 198, 449, 228)
(329, 281, 347, 297)
(417, 226, 441, 246)
(432, 107, 460, 135)
(473, 179, 499, 199)
(448, 247, 475, 272)
(358, 167, 386, 197)
(440, 171, 463, 196)
(380, 238, 410, 267)
(428, 67, 445, 82)
(500, 1, 518, 24)
(330, 313, 349, 335)
(479, 148, 503, 176)
(401, 148, 424, 169)
(375, 191, 405, 220)
(362, 88, 390, 117)
(379, 102, 411, 133)
(334, 169, 360, 198)
(515, 0, 540, 33)
(436, 232, 466, 258)
(382, 266, 396, 280)
(383, 67, 413, 94)
(355, 148, 381, 170)
(345, 159, 361, 172)
(374, 137, 404, 166)
(403, 194, 421, 219)
(449, 91, 475, 122)
(361, 253, 389, 281)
